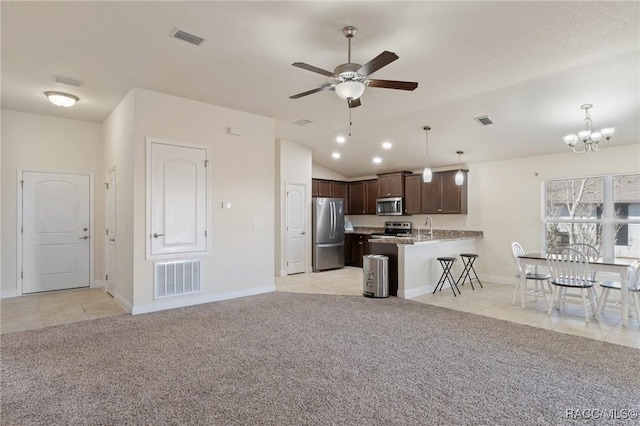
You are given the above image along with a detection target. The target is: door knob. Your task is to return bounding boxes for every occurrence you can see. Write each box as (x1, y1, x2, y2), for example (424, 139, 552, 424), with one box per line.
(153, 233, 164, 238)
(78, 235, 89, 240)
(109, 238, 116, 242)
(301, 232, 306, 235)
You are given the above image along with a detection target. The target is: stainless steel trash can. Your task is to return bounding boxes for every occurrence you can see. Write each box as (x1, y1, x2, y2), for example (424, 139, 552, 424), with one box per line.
(363, 255, 389, 298)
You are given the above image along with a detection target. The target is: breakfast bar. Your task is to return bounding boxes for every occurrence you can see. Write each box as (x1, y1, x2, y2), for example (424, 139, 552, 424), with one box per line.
(368, 230, 483, 298)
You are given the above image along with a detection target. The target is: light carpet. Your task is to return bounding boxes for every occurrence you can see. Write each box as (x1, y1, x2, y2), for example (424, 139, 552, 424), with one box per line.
(1, 292, 638, 425)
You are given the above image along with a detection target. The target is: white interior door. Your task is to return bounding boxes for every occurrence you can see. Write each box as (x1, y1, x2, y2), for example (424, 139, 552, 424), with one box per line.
(149, 142, 207, 256)
(22, 171, 90, 293)
(105, 168, 116, 296)
(286, 183, 306, 274)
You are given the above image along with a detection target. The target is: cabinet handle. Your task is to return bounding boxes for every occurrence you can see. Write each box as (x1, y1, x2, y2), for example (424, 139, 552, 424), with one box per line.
(78, 235, 89, 240)
(109, 238, 116, 242)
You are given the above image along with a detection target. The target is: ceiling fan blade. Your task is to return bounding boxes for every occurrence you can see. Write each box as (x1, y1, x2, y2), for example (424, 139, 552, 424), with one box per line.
(347, 97, 361, 108)
(357, 51, 399, 76)
(289, 83, 334, 99)
(292, 62, 336, 78)
(366, 79, 418, 91)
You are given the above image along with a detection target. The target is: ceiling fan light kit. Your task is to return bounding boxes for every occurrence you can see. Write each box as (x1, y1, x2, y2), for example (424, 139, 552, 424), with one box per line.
(563, 104, 614, 154)
(290, 26, 418, 109)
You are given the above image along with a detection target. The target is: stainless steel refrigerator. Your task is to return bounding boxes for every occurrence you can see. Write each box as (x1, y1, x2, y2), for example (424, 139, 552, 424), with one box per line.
(312, 197, 345, 272)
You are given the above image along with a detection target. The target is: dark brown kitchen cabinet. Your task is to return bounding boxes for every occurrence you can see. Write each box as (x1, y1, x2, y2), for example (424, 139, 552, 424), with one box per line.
(332, 181, 347, 200)
(365, 180, 378, 214)
(421, 170, 468, 214)
(345, 233, 370, 267)
(311, 179, 332, 197)
(377, 172, 410, 198)
(348, 181, 365, 214)
(347, 180, 377, 215)
(404, 174, 422, 214)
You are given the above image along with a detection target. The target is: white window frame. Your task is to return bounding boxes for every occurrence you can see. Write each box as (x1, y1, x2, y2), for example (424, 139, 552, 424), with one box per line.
(543, 173, 640, 261)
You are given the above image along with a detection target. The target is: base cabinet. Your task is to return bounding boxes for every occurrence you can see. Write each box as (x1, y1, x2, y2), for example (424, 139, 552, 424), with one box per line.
(345, 234, 370, 267)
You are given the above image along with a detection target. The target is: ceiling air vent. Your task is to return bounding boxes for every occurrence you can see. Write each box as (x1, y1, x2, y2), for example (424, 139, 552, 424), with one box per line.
(474, 115, 493, 126)
(170, 28, 206, 46)
(293, 119, 313, 126)
(53, 76, 84, 87)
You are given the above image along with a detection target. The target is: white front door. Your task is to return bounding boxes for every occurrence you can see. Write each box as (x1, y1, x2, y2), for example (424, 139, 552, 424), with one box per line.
(22, 171, 91, 293)
(105, 168, 116, 296)
(149, 142, 207, 256)
(286, 183, 306, 274)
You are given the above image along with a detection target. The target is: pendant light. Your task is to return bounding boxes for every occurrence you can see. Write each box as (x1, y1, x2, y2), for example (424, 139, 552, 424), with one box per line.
(422, 126, 432, 183)
(455, 150, 464, 186)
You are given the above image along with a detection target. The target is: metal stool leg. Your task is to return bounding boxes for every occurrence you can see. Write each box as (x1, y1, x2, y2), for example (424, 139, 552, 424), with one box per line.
(457, 254, 483, 290)
(434, 258, 460, 296)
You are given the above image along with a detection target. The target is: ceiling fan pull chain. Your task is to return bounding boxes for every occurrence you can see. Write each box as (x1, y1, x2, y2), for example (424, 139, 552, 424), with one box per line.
(349, 108, 353, 137)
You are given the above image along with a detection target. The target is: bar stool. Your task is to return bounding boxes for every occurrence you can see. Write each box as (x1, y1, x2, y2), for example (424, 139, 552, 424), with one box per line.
(434, 257, 461, 297)
(457, 253, 483, 290)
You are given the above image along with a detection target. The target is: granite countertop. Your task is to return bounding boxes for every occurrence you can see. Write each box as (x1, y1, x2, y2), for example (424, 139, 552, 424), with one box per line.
(367, 230, 484, 245)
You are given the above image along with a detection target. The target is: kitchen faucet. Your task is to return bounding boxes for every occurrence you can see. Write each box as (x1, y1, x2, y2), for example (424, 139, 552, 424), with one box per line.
(424, 216, 433, 239)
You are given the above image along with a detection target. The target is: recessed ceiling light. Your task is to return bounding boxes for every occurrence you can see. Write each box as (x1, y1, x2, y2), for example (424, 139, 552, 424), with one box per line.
(382, 142, 392, 149)
(45, 91, 79, 107)
(336, 136, 346, 143)
(332, 152, 341, 159)
(373, 157, 382, 164)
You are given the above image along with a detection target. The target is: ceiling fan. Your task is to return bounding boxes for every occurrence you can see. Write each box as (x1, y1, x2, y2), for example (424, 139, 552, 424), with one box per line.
(289, 26, 419, 109)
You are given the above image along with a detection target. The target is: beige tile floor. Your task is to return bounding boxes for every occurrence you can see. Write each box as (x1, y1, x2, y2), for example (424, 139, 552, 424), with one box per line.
(1, 287, 125, 334)
(276, 267, 640, 349)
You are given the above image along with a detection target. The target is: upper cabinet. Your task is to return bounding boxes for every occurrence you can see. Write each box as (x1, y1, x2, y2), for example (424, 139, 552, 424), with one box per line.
(347, 180, 377, 215)
(312, 178, 348, 200)
(421, 170, 468, 214)
(404, 174, 422, 214)
(377, 172, 411, 198)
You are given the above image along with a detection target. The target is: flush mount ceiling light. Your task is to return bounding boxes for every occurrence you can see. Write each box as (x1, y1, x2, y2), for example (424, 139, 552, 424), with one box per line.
(382, 141, 392, 149)
(422, 126, 433, 183)
(373, 157, 382, 164)
(45, 91, 79, 107)
(336, 136, 346, 143)
(332, 152, 341, 159)
(563, 104, 614, 154)
(455, 151, 464, 186)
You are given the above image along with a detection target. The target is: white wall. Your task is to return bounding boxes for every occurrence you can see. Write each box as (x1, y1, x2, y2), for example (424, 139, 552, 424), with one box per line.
(130, 88, 275, 313)
(1, 110, 103, 298)
(470, 144, 640, 283)
(312, 163, 347, 181)
(276, 139, 312, 276)
(102, 92, 136, 309)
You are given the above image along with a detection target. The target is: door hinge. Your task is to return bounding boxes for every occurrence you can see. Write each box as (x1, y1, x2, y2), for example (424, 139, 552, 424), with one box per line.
(20, 180, 24, 188)
(106, 228, 109, 235)
(104, 182, 109, 189)
(21, 271, 23, 279)
(21, 226, 23, 234)
(205, 230, 207, 237)
(204, 160, 209, 168)
(105, 274, 108, 281)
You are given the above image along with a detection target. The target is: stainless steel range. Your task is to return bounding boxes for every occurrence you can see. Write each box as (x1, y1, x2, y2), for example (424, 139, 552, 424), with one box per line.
(370, 221, 413, 238)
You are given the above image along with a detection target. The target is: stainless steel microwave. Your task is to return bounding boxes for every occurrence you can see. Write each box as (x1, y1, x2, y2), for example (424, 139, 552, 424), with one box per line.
(376, 197, 403, 216)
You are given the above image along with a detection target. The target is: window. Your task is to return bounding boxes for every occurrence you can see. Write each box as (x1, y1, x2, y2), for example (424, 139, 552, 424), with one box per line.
(544, 174, 640, 261)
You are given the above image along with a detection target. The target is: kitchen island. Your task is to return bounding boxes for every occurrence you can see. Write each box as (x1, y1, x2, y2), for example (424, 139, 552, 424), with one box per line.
(368, 230, 483, 298)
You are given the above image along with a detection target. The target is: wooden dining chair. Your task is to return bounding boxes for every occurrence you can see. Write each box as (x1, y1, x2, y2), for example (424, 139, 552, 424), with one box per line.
(511, 242, 551, 308)
(598, 261, 640, 319)
(546, 247, 599, 323)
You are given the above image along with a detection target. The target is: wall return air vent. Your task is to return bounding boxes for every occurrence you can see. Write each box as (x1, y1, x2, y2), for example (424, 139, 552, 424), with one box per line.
(170, 28, 206, 46)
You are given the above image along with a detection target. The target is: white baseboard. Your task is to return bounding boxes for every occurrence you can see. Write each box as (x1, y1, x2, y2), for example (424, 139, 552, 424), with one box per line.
(113, 292, 133, 313)
(131, 285, 276, 315)
(1, 289, 17, 299)
(400, 285, 431, 299)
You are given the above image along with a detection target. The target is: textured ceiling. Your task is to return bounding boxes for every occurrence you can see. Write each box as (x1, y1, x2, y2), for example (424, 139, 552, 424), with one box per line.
(2, 1, 639, 177)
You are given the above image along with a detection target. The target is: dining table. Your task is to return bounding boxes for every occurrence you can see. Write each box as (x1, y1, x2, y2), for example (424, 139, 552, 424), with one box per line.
(517, 253, 634, 327)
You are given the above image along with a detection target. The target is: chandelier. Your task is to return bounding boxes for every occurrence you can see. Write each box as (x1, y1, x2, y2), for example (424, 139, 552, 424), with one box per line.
(562, 104, 614, 154)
